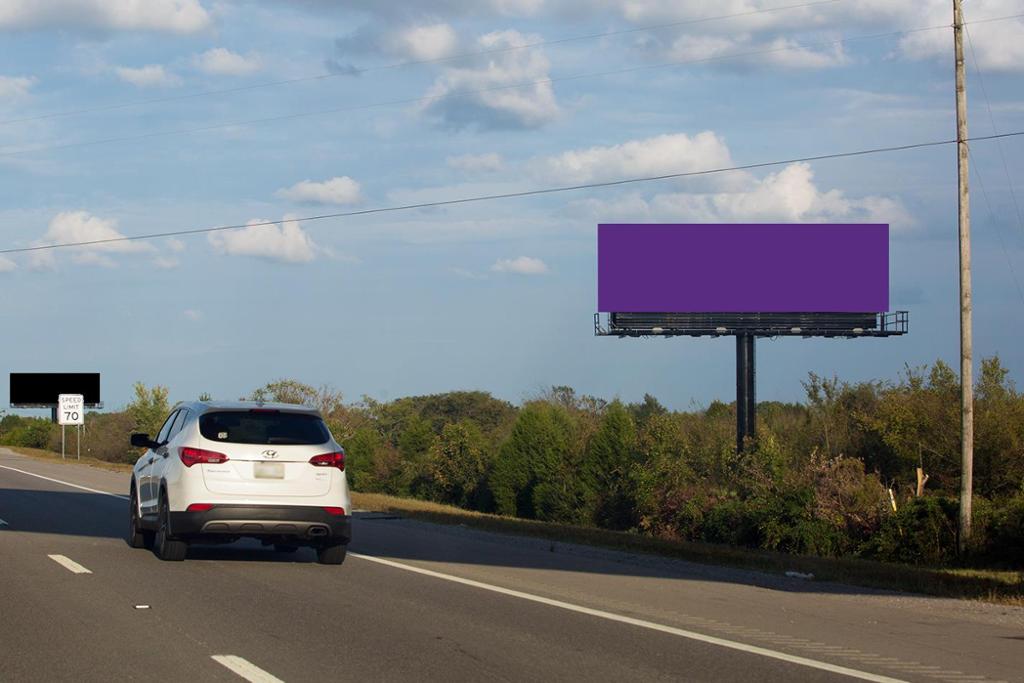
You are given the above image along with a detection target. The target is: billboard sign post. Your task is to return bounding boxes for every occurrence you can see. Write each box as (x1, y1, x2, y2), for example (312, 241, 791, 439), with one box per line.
(595, 223, 908, 452)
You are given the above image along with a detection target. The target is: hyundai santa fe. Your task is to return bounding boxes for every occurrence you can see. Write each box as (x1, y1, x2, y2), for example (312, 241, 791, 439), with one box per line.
(127, 401, 351, 564)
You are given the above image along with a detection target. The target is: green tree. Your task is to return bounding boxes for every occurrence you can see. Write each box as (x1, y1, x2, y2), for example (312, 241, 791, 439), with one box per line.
(126, 382, 170, 437)
(426, 421, 490, 508)
(489, 402, 573, 520)
(583, 401, 639, 528)
(974, 356, 1024, 497)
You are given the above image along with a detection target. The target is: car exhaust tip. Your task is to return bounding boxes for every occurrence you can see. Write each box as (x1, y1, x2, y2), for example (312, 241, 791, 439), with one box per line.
(308, 526, 329, 537)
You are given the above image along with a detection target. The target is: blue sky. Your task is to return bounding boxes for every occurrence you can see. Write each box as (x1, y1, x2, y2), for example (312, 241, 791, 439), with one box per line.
(1, 0, 1022, 412)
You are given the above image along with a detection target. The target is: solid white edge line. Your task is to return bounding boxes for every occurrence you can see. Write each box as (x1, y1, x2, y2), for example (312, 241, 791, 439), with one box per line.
(350, 552, 907, 683)
(47, 554, 92, 574)
(0, 518, 8, 526)
(0, 464, 128, 500)
(211, 655, 285, 683)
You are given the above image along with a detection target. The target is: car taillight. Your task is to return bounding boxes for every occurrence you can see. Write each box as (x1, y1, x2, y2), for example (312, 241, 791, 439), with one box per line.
(323, 506, 346, 516)
(309, 451, 345, 471)
(186, 503, 215, 512)
(179, 446, 229, 467)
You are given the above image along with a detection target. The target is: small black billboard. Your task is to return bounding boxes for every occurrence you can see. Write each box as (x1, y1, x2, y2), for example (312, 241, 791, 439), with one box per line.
(9, 373, 102, 407)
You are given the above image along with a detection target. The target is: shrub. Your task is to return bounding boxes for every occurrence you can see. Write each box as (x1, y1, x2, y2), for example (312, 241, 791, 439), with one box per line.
(866, 496, 959, 565)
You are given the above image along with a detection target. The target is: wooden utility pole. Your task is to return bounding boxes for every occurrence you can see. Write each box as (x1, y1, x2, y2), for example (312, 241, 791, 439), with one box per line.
(953, 0, 974, 553)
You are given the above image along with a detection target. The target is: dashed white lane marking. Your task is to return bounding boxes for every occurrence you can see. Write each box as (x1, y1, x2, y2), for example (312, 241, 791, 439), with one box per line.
(47, 554, 92, 574)
(211, 655, 284, 683)
(0, 518, 8, 527)
(0, 465, 128, 500)
(350, 552, 907, 683)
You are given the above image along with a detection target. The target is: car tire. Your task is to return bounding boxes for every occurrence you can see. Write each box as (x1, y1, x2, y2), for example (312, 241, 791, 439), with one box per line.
(127, 486, 154, 549)
(155, 493, 188, 562)
(274, 544, 299, 554)
(316, 543, 346, 565)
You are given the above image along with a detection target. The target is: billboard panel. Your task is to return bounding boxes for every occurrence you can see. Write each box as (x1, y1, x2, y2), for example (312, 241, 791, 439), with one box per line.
(598, 224, 889, 313)
(10, 373, 102, 407)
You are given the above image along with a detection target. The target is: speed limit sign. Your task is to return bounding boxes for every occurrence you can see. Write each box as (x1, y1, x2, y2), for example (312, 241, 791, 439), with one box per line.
(58, 394, 84, 426)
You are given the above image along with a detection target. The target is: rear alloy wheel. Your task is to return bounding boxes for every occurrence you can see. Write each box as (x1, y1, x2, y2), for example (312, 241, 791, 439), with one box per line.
(154, 494, 188, 562)
(127, 487, 154, 549)
(316, 543, 347, 565)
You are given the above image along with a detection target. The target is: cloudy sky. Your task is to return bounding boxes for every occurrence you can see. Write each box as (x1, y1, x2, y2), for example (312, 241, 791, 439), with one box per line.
(1, 0, 1022, 411)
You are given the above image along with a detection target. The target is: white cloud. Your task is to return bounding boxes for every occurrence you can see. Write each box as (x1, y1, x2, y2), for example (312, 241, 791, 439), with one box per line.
(0, 255, 15, 272)
(277, 176, 362, 205)
(0, 0, 211, 34)
(208, 217, 319, 263)
(575, 162, 915, 232)
(0, 75, 35, 99)
(447, 152, 504, 172)
(539, 131, 733, 184)
(624, 0, 1024, 72)
(896, 1, 1024, 72)
(420, 29, 559, 129)
(154, 256, 180, 269)
(758, 37, 847, 69)
(115, 65, 181, 88)
(193, 48, 262, 76)
(491, 256, 549, 275)
(30, 211, 153, 269)
(391, 23, 458, 60)
(184, 309, 202, 321)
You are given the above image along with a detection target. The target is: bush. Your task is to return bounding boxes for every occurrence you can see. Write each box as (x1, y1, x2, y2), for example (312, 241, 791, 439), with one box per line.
(701, 498, 762, 547)
(866, 496, 959, 565)
(0, 419, 53, 449)
(987, 496, 1024, 566)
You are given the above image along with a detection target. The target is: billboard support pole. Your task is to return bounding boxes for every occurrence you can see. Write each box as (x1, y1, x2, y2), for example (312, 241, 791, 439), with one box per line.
(736, 334, 757, 452)
(954, 0, 974, 554)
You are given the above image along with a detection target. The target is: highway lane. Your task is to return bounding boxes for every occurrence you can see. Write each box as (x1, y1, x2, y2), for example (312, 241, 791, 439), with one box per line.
(1, 448, 1021, 682)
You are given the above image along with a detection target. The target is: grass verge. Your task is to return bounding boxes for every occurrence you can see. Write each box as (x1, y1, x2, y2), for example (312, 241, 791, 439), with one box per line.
(352, 491, 1024, 606)
(6, 446, 1020, 605)
(3, 446, 134, 474)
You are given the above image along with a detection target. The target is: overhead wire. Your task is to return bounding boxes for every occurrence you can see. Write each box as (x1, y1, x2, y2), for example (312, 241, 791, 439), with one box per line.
(964, 18, 1024, 239)
(0, 0, 845, 127)
(962, 15, 1024, 308)
(2, 131, 1022, 256)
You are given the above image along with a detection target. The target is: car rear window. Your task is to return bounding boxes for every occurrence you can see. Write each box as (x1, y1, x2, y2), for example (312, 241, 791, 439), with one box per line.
(199, 411, 330, 445)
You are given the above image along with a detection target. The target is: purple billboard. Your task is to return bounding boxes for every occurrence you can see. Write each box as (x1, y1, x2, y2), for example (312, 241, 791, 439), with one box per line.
(598, 224, 889, 313)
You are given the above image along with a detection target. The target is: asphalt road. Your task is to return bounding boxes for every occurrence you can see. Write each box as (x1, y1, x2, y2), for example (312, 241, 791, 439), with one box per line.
(1, 448, 1021, 683)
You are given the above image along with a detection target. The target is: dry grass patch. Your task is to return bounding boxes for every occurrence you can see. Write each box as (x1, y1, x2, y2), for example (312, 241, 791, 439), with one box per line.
(351, 491, 1024, 606)
(5, 446, 134, 474)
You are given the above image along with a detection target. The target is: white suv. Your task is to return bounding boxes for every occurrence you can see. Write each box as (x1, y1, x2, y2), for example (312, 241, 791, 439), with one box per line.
(127, 401, 351, 564)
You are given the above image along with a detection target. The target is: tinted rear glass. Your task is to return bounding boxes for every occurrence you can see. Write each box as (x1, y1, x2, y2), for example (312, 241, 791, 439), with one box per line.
(199, 411, 330, 445)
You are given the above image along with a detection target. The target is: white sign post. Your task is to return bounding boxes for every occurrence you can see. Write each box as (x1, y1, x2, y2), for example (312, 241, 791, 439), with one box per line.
(58, 394, 84, 460)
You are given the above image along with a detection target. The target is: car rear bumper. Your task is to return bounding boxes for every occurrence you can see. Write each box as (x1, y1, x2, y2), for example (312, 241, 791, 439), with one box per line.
(169, 505, 351, 543)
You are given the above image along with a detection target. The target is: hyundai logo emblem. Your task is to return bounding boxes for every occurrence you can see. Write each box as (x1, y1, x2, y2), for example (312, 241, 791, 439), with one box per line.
(262, 449, 278, 459)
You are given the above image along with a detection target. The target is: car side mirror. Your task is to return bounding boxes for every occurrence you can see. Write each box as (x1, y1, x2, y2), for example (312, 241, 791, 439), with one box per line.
(130, 433, 156, 449)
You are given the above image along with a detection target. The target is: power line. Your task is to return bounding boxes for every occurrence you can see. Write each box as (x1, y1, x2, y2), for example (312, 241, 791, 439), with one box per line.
(962, 16, 1024, 310)
(2, 130, 1021, 256)
(0, 20, 999, 160)
(0, 0, 844, 128)
(964, 19, 1024, 242)
(967, 147, 1024, 308)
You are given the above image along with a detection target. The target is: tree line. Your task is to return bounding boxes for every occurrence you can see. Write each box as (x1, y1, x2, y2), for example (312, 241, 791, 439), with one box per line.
(2, 359, 1022, 567)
